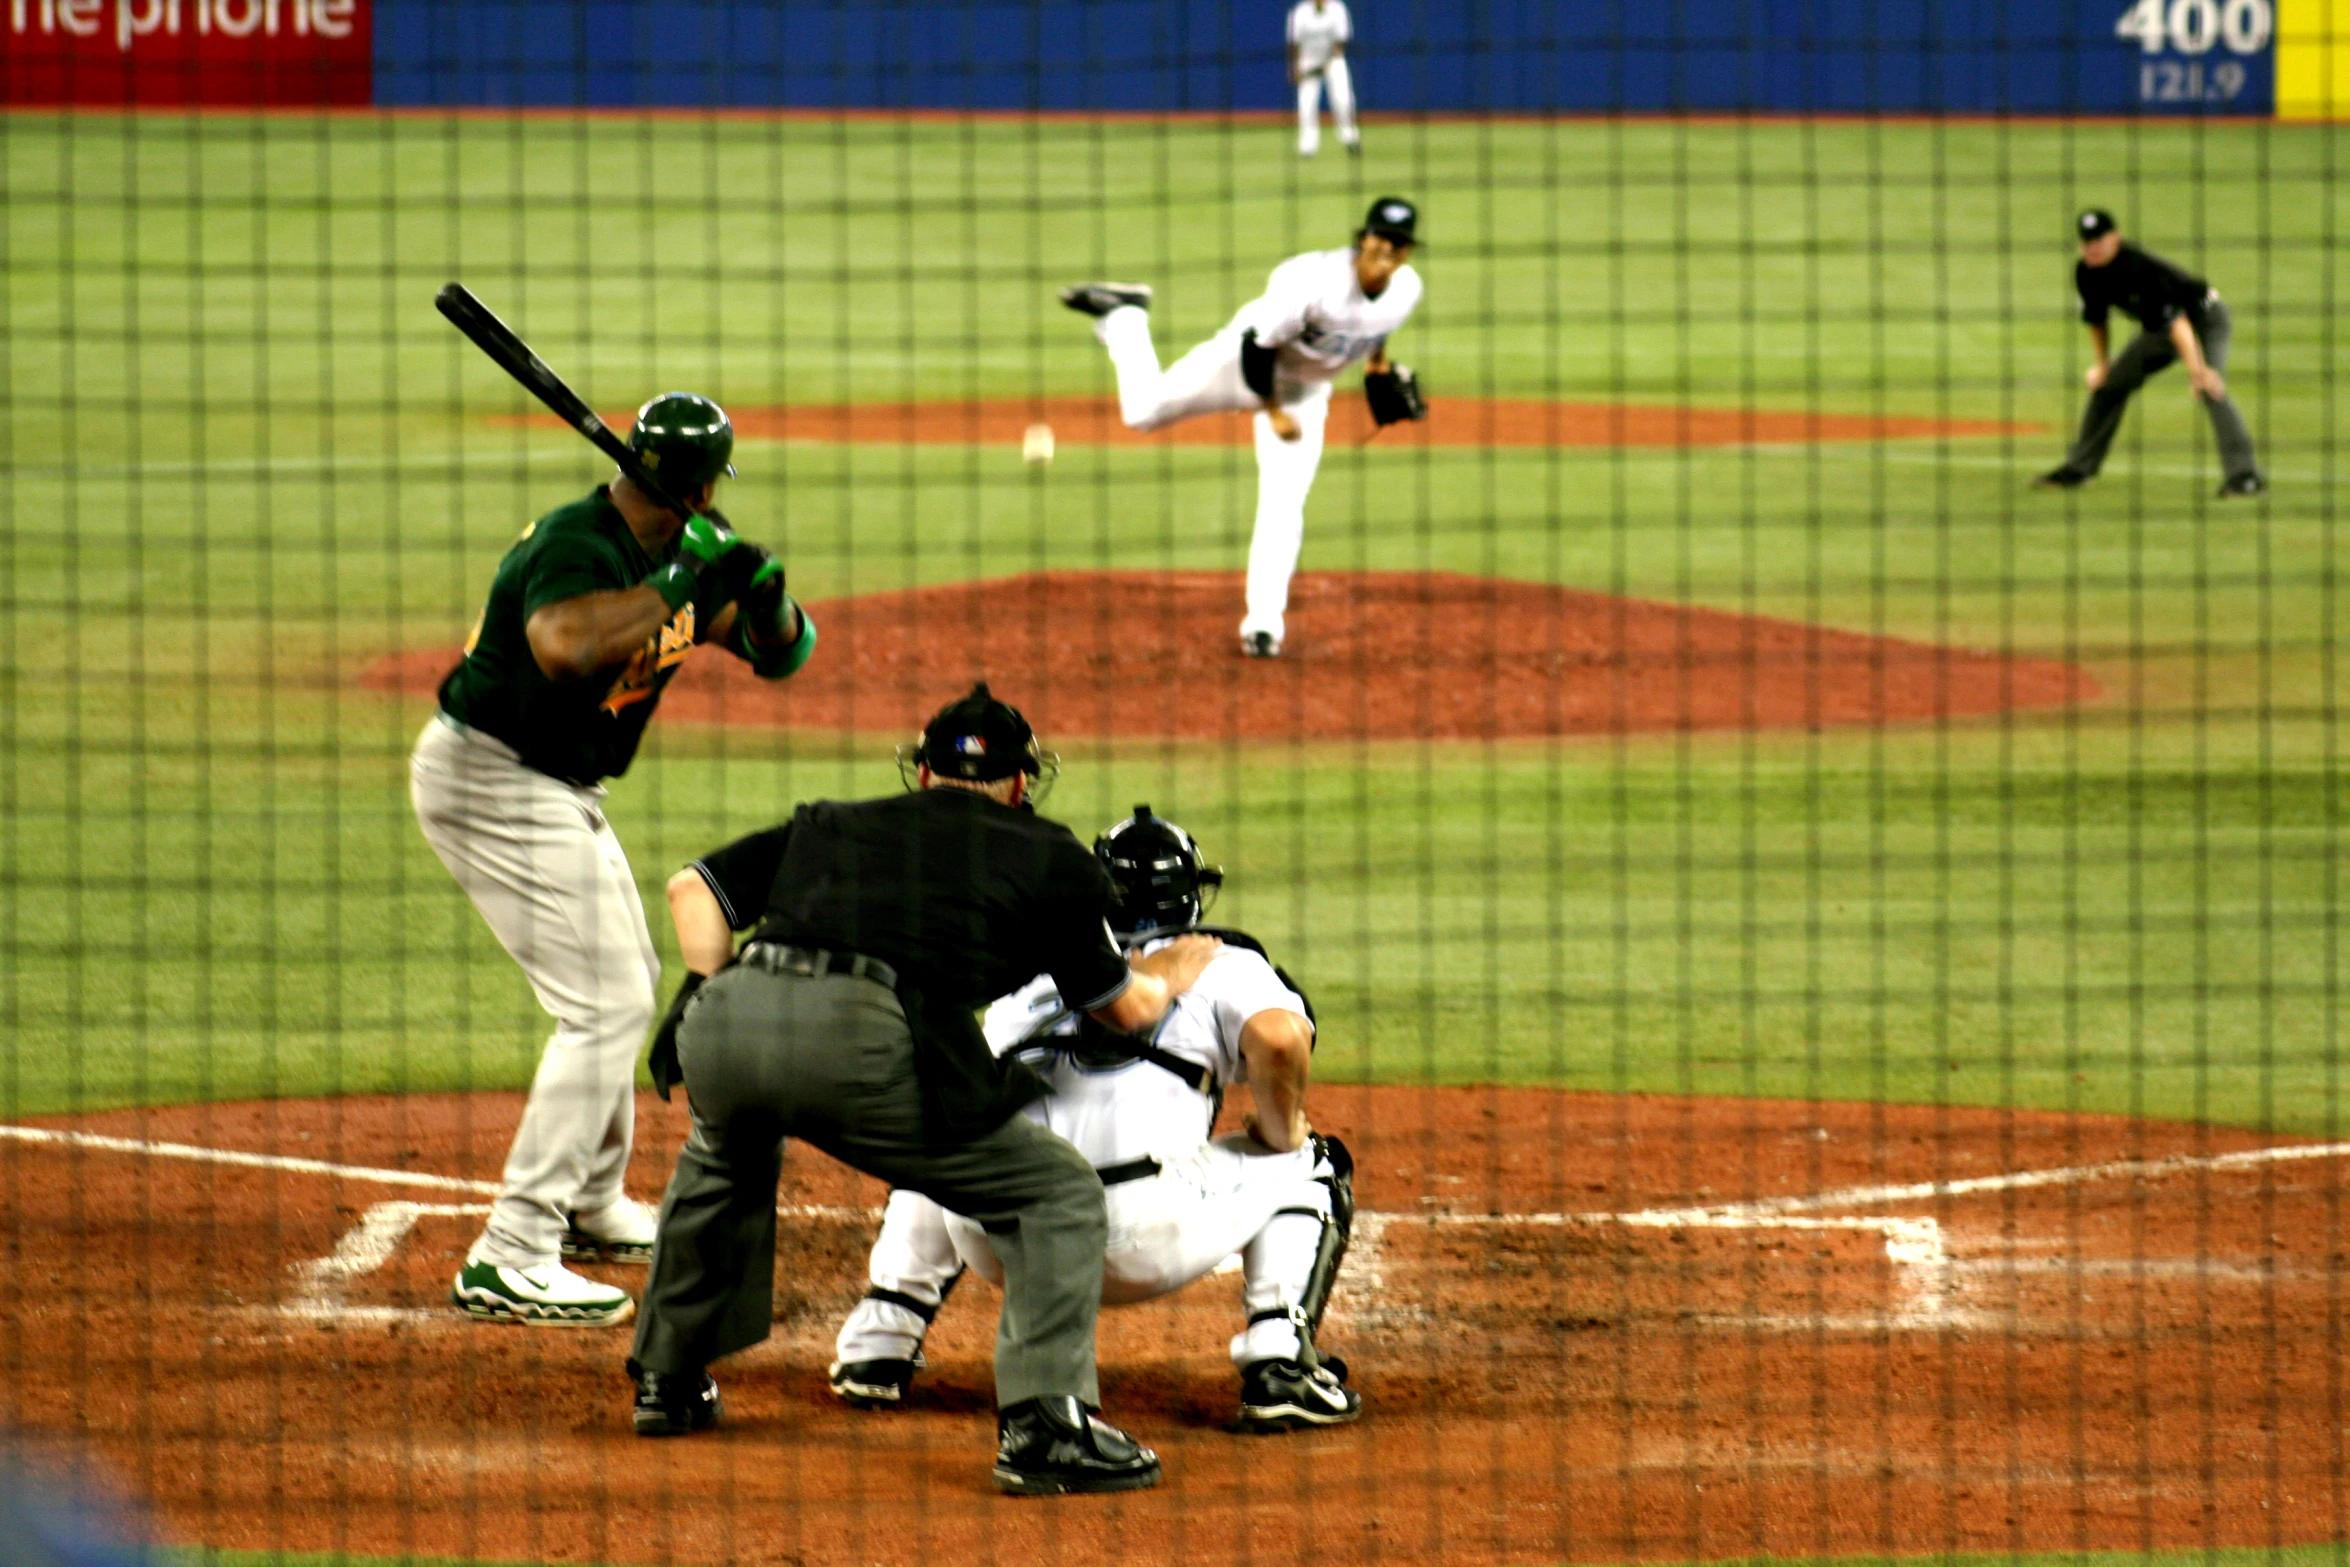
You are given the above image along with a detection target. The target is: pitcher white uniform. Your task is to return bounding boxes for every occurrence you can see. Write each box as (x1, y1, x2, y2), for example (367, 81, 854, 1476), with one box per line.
(834, 939, 1344, 1373)
(1288, 0, 1357, 156)
(1085, 247, 1422, 648)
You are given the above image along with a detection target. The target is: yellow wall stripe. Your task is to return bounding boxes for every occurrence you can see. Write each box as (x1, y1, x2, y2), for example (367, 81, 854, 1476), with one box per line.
(2279, 0, 2347, 119)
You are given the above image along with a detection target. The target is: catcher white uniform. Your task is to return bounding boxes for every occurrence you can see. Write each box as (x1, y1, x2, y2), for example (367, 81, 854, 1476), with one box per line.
(833, 810, 1359, 1429)
(1062, 199, 1423, 654)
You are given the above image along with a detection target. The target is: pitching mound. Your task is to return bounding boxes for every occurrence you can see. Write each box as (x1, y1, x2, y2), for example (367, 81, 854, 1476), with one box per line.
(362, 571, 2095, 741)
(512, 398, 2038, 449)
(3, 1088, 2337, 1565)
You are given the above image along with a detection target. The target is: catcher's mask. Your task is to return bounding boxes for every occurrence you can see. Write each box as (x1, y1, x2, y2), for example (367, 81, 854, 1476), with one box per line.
(629, 392, 737, 494)
(1095, 804, 1223, 939)
(897, 682, 1060, 802)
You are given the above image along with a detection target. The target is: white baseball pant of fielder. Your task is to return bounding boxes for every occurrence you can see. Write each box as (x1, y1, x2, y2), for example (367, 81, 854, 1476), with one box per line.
(1094, 307, 1332, 646)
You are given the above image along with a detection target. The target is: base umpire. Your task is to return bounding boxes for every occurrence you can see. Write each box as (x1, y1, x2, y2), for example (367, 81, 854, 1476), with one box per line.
(625, 684, 1221, 1496)
(2036, 208, 2264, 498)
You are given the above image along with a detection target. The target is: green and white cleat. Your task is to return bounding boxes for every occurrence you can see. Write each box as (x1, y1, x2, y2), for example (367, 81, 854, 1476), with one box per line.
(451, 1259, 635, 1327)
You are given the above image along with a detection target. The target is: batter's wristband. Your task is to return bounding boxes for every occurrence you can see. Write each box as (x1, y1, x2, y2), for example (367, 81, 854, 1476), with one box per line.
(741, 595, 816, 679)
(645, 561, 697, 615)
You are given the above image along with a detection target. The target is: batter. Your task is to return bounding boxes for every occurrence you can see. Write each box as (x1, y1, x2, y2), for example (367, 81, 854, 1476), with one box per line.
(831, 806, 1360, 1430)
(1060, 196, 1424, 657)
(411, 393, 816, 1327)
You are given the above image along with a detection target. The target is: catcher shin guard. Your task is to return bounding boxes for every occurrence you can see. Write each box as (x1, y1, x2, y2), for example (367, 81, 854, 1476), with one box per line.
(1239, 1132, 1356, 1369)
(1296, 1132, 1354, 1338)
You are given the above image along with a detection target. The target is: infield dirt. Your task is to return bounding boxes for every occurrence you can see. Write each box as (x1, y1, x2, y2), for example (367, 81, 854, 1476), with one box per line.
(510, 398, 2039, 449)
(363, 570, 2097, 742)
(5, 1087, 2339, 1566)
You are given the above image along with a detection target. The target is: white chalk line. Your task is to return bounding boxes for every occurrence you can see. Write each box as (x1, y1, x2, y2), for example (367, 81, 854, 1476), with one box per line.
(1354, 1137, 2350, 1334)
(0, 1123, 502, 1195)
(15, 1122, 2350, 1334)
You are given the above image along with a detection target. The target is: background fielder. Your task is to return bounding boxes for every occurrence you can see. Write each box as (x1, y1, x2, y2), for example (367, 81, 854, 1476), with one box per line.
(1287, 0, 1358, 157)
(831, 805, 1361, 1431)
(1060, 196, 1424, 658)
(413, 394, 814, 1328)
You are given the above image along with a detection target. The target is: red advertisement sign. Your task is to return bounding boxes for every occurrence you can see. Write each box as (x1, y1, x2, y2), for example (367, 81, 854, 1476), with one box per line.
(4, 0, 370, 106)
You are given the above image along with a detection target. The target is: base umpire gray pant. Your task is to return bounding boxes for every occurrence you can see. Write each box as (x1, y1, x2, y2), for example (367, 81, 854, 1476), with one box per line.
(2063, 296, 2261, 482)
(629, 963, 1107, 1408)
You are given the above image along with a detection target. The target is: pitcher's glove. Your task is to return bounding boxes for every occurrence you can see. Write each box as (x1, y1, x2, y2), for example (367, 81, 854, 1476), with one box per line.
(1364, 364, 1426, 427)
(646, 972, 706, 1102)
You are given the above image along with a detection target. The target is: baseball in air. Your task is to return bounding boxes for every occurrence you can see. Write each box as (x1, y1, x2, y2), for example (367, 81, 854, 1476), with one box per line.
(1022, 423, 1056, 467)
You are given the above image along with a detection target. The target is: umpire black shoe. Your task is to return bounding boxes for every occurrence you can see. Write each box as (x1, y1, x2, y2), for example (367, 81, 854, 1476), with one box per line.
(2217, 473, 2267, 499)
(828, 1356, 919, 1409)
(992, 1396, 1162, 1496)
(2032, 466, 2091, 489)
(631, 1362, 722, 1437)
(1058, 283, 1153, 317)
(1238, 1356, 1362, 1431)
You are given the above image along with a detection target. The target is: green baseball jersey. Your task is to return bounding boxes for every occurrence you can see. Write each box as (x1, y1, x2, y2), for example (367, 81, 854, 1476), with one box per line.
(437, 486, 696, 785)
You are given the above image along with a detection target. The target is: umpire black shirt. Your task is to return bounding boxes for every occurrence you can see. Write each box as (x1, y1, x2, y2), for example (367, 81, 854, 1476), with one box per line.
(691, 788, 1131, 1138)
(2077, 244, 2212, 334)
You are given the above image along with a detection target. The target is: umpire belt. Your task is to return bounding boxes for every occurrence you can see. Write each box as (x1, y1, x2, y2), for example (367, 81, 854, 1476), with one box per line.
(738, 942, 898, 991)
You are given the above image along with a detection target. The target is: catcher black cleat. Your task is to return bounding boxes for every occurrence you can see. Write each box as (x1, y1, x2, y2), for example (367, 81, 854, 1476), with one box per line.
(829, 1356, 919, 1409)
(631, 1363, 722, 1437)
(992, 1396, 1162, 1496)
(1241, 630, 1282, 659)
(1238, 1357, 1362, 1431)
(1058, 283, 1154, 317)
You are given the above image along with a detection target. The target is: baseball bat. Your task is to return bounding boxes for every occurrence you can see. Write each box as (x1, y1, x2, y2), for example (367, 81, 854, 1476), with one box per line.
(433, 282, 695, 523)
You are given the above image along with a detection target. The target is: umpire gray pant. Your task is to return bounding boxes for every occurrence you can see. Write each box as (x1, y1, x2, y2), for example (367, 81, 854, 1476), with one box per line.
(629, 964, 1108, 1408)
(2063, 297, 2261, 482)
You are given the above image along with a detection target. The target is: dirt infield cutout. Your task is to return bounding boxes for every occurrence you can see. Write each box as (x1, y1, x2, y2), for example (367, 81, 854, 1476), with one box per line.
(362, 570, 2096, 741)
(508, 398, 2039, 449)
(4, 1088, 2338, 1566)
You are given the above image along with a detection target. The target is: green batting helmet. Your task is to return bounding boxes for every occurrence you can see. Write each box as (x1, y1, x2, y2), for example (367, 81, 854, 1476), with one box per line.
(628, 392, 736, 493)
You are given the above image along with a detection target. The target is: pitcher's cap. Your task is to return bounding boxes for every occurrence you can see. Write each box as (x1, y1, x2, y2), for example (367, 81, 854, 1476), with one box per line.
(1363, 196, 1419, 245)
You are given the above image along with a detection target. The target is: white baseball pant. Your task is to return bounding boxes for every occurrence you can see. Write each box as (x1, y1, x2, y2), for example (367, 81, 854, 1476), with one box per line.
(836, 1135, 1334, 1369)
(410, 716, 660, 1271)
(1297, 57, 1357, 155)
(1095, 306, 1332, 645)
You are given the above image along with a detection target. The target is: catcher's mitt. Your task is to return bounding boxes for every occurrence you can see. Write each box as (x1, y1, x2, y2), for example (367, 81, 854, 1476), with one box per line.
(1364, 364, 1427, 427)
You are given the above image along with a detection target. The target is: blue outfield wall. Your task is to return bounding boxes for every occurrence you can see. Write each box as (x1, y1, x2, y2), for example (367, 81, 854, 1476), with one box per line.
(370, 0, 2279, 115)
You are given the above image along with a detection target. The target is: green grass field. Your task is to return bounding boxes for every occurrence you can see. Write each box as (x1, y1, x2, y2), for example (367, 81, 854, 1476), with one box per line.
(2, 109, 2344, 1135)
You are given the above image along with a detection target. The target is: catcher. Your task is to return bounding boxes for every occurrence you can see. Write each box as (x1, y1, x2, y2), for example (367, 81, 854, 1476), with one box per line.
(1060, 197, 1427, 658)
(830, 805, 1360, 1431)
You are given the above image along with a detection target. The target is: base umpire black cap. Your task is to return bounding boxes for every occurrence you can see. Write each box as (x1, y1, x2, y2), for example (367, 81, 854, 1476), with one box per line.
(2077, 208, 2119, 242)
(1362, 196, 1418, 246)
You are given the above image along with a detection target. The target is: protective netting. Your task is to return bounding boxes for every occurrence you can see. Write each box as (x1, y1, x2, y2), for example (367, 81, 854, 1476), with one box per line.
(2, 3, 2344, 1565)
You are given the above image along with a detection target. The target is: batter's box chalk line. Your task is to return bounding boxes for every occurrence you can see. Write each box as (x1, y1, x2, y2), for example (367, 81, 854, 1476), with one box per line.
(6, 1123, 2349, 1333)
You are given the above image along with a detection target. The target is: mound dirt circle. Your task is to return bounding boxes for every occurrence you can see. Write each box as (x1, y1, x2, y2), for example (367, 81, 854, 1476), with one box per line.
(507, 396, 2042, 449)
(361, 570, 2096, 741)
(4, 1087, 2338, 1567)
